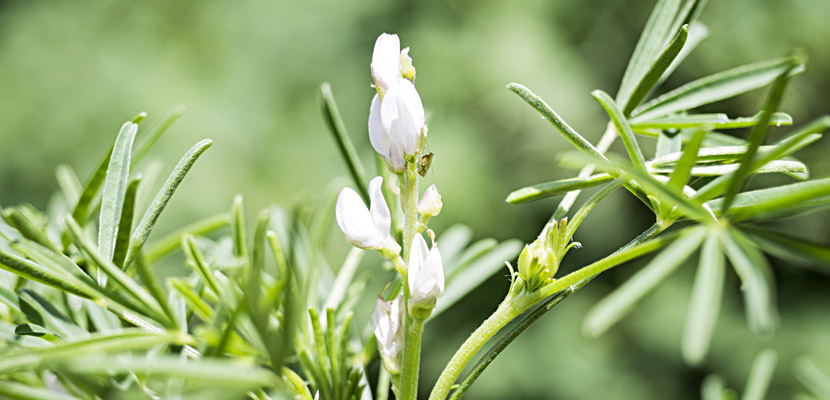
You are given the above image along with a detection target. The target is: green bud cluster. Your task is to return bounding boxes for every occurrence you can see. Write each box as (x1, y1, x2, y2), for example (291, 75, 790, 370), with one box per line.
(517, 218, 581, 292)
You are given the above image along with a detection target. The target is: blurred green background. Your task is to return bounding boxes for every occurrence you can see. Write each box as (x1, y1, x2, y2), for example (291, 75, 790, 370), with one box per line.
(1, 0, 829, 398)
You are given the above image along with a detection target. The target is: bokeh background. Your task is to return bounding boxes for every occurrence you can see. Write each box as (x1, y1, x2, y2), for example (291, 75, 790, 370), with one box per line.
(1, 0, 829, 398)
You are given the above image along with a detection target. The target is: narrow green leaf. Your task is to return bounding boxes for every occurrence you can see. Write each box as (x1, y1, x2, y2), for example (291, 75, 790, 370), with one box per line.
(55, 165, 83, 210)
(169, 277, 214, 322)
(657, 22, 709, 89)
(721, 64, 794, 214)
(112, 178, 141, 268)
(437, 224, 473, 269)
(655, 130, 681, 158)
(63, 355, 278, 389)
(652, 160, 808, 180)
(17, 289, 87, 340)
(693, 118, 828, 204)
(507, 83, 605, 159)
(0, 330, 190, 373)
(634, 57, 804, 119)
(0, 380, 80, 400)
(624, 25, 689, 115)
(431, 240, 523, 318)
(132, 105, 186, 166)
(682, 231, 725, 365)
(143, 213, 230, 263)
(721, 230, 777, 335)
(742, 349, 778, 400)
(321, 83, 370, 202)
(2, 208, 60, 253)
(743, 227, 830, 269)
(616, 0, 682, 107)
(445, 238, 497, 282)
(706, 177, 830, 220)
(701, 375, 728, 400)
(0, 286, 22, 314)
(231, 195, 248, 261)
(559, 152, 713, 221)
(0, 248, 91, 300)
(124, 139, 213, 268)
(667, 129, 706, 193)
(631, 112, 792, 130)
(323, 247, 363, 311)
(14, 323, 61, 342)
(71, 144, 113, 224)
(134, 255, 176, 327)
(794, 357, 830, 399)
(506, 174, 614, 204)
(583, 226, 705, 337)
(65, 215, 168, 324)
(592, 90, 647, 171)
(182, 234, 221, 296)
(98, 121, 137, 267)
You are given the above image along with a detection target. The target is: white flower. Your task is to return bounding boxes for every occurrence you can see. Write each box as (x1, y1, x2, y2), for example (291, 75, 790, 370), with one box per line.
(369, 33, 426, 173)
(417, 184, 442, 218)
(407, 233, 444, 319)
(371, 295, 404, 375)
(335, 176, 401, 257)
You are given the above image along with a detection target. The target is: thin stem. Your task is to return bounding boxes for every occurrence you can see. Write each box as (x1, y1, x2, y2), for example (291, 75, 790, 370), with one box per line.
(399, 162, 421, 400)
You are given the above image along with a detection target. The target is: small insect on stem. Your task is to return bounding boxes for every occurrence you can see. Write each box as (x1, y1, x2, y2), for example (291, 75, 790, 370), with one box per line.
(418, 152, 434, 177)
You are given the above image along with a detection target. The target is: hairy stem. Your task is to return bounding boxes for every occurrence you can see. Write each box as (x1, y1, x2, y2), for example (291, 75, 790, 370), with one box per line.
(399, 162, 421, 400)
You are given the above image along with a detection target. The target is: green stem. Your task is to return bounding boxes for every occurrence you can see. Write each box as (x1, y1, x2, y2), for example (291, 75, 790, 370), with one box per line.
(428, 223, 667, 400)
(428, 298, 533, 400)
(399, 162, 421, 400)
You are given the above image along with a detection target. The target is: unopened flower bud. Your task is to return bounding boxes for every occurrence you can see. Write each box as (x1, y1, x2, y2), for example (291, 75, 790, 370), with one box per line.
(371, 295, 404, 375)
(335, 176, 401, 258)
(517, 218, 580, 292)
(407, 234, 444, 320)
(417, 185, 442, 218)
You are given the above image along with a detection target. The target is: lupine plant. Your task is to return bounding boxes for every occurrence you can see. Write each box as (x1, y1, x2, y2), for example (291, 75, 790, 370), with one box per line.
(0, 0, 829, 399)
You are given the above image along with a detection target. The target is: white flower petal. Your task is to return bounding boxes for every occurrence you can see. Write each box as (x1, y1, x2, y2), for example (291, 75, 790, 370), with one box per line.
(368, 177, 392, 238)
(381, 79, 425, 158)
(335, 187, 381, 249)
(368, 94, 390, 157)
(371, 33, 401, 93)
(417, 185, 442, 217)
(408, 234, 429, 289)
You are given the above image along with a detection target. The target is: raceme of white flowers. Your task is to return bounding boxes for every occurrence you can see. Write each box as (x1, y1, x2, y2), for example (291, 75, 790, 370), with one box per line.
(335, 32, 445, 377)
(407, 233, 444, 319)
(370, 295, 405, 375)
(369, 33, 426, 173)
(335, 176, 400, 258)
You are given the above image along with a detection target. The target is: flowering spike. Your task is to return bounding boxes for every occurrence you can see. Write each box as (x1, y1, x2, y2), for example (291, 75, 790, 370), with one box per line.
(371, 295, 404, 375)
(407, 234, 444, 320)
(335, 176, 401, 257)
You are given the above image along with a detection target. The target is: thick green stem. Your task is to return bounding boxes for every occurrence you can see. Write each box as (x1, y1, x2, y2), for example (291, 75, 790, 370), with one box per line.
(400, 318, 425, 399)
(428, 298, 533, 400)
(399, 162, 421, 400)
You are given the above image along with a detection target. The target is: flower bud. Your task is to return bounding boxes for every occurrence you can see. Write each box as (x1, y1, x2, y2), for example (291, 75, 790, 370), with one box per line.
(335, 176, 401, 258)
(368, 33, 427, 173)
(371, 295, 404, 375)
(417, 185, 442, 218)
(407, 233, 444, 320)
(517, 218, 580, 292)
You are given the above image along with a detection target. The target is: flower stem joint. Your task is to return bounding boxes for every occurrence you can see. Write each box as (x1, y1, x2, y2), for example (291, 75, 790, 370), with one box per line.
(517, 218, 580, 292)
